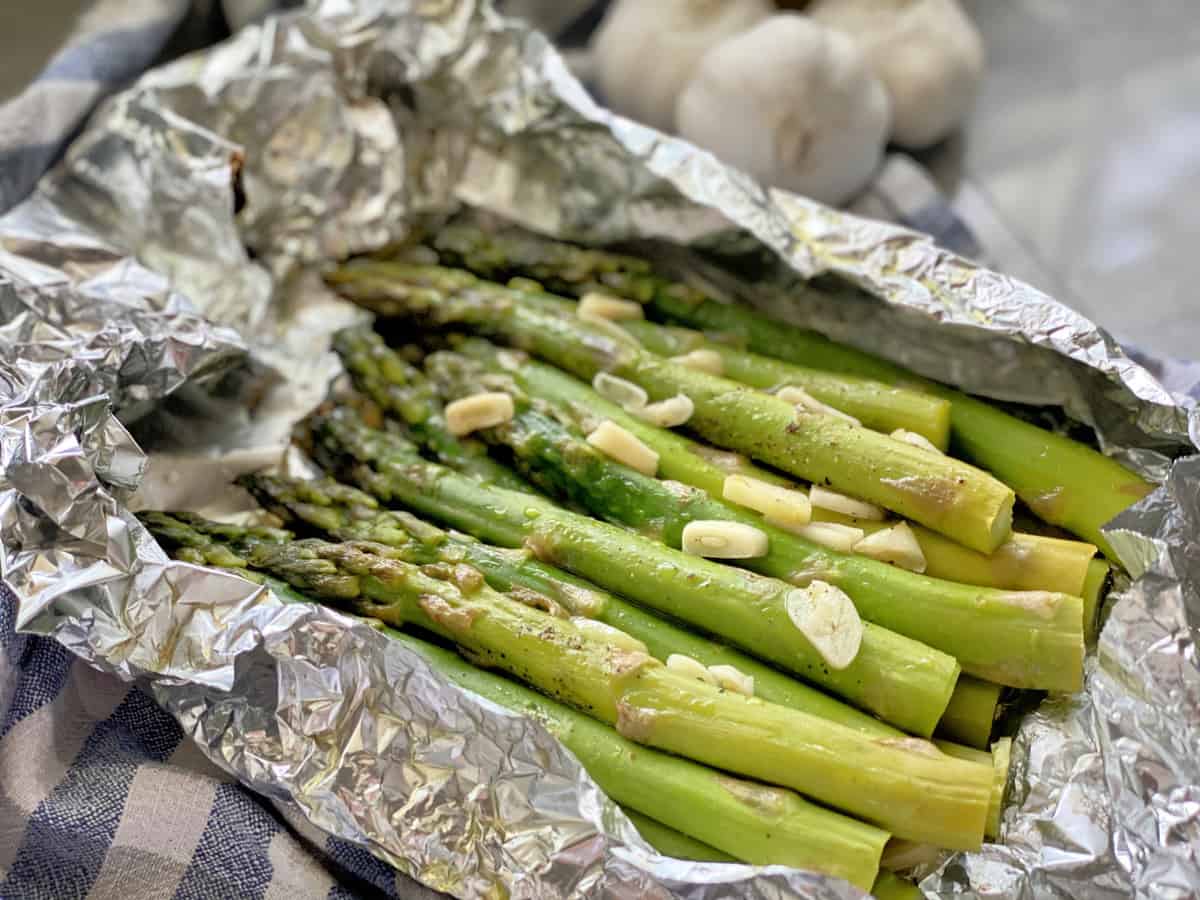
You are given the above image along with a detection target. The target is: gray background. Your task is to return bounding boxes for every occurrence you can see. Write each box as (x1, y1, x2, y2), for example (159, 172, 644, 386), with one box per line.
(3, 0, 1196, 358)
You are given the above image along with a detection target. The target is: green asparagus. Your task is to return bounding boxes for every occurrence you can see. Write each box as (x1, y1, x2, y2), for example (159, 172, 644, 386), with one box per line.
(141, 512, 991, 852)
(325, 263, 1017, 554)
(462, 276, 951, 447)
(240, 470, 1015, 827)
(619, 810, 736, 863)
(422, 349, 1084, 694)
(449, 336, 1097, 598)
(937, 676, 1002, 750)
(240, 471, 913, 739)
(330, 326, 531, 491)
(421, 222, 1152, 558)
(305, 406, 961, 735)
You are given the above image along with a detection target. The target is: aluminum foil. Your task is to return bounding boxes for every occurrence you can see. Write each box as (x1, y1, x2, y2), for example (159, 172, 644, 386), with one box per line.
(1, 1, 1198, 898)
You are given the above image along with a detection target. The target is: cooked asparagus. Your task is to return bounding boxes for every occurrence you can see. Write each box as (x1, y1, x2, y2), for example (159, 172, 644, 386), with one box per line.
(937, 676, 1002, 750)
(420, 222, 1152, 557)
(422, 349, 1084, 694)
(325, 263, 1016, 554)
(306, 406, 961, 735)
(240, 471, 911, 738)
(448, 335, 1097, 597)
(329, 326, 532, 491)
(620, 810, 735, 863)
(141, 512, 991, 851)
(447, 275, 951, 447)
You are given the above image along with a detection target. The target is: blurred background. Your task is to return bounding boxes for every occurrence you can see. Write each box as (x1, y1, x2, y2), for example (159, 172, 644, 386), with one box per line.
(3, 0, 1196, 359)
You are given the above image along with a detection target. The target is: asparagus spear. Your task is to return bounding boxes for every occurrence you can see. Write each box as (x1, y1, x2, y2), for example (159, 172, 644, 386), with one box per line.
(451, 336, 1097, 598)
(619, 810, 736, 863)
(142, 513, 990, 852)
(307, 407, 961, 735)
(330, 326, 532, 492)
(241, 470, 1016, 825)
(423, 349, 1084, 694)
(326, 263, 1017, 554)
(240, 471, 911, 739)
(870, 872, 925, 900)
(422, 223, 1152, 558)
(937, 676, 1002, 750)
(472, 277, 951, 447)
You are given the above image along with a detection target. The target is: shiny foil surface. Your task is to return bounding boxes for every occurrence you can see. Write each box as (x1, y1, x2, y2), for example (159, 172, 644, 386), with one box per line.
(1, 1, 1198, 897)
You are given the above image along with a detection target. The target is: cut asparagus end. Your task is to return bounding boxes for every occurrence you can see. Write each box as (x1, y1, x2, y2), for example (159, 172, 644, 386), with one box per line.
(1082, 558, 1111, 643)
(586, 420, 660, 476)
(681, 520, 770, 559)
(443, 391, 515, 436)
(810, 485, 888, 521)
(633, 394, 695, 428)
(853, 522, 927, 574)
(785, 581, 864, 670)
(989, 737, 1012, 838)
(723, 474, 812, 527)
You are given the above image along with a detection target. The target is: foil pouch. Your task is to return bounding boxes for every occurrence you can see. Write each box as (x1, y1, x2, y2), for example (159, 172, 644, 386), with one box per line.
(1, 1, 1198, 897)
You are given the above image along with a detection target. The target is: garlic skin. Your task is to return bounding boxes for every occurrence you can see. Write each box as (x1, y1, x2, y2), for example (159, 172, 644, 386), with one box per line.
(591, 0, 773, 133)
(809, 0, 985, 149)
(675, 14, 890, 207)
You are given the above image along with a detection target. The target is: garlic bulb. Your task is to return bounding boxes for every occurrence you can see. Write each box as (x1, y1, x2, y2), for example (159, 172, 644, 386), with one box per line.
(590, 0, 773, 133)
(809, 0, 985, 149)
(675, 14, 890, 206)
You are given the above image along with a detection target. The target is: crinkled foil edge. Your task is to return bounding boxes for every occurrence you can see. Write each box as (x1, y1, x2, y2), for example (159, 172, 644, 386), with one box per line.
(2, 1, 1198, 898)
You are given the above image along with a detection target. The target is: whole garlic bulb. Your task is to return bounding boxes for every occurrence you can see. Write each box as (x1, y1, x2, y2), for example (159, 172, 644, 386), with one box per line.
(675, 14, 890, 207)
(809, 0, 985, 149)
(590, 0, 773, 133)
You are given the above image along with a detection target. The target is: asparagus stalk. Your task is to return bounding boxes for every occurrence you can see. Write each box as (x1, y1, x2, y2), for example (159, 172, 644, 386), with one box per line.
(620, 810, 736, 863)
(330, 326, 532, 492)
(477, 278, 951, 448)
(427, 221, 1154, 558)
(326, 263, 1016, 554)
(937, 676, 1002, 750)
(452, 336, 1097, 598)
(935, 738, 1013, 840)
(143, 513, 990, 852)
(242, 468, 1015, 828)
(307, 408, 961, 735)
(240, 471, 908, 739)
(424, 349, 1084, 694)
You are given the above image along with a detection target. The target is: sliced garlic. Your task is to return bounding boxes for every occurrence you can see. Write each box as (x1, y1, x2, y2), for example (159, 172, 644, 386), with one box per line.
(444, 392, 515, 437)
(670, 348, 724, 376)
(592, 372, 648, 410)
(570, 616, 649, 654)
(809, 485, 887, 521)
(708, 664, 755, 696)
(852, 522, 927, 573)
(586, 420, 659, 476)
(777, 385, 862, 426)
(666, 653, 718, 685)
(681, 520, 769, 559)
(578, 292, 645, 322)
(890, 428, 942, 454)
(722, 474, 811, 527)
(633, 394, 694, 428)
(784, 580, 863, 670)
(775, 520, 864, 553)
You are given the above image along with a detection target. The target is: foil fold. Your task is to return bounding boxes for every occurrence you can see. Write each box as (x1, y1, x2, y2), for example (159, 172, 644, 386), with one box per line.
(1, 1, 1198, 898)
